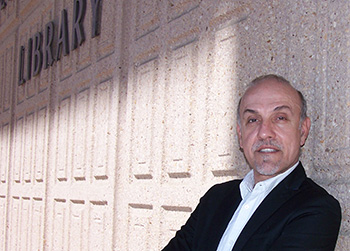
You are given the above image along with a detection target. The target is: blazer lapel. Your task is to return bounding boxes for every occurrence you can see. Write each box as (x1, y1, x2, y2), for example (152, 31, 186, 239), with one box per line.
(232, 163, 306, 250)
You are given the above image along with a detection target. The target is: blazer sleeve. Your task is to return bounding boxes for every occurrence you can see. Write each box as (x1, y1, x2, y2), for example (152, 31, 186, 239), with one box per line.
(162, 181, 241, 251)
(162, 184, 218, 251)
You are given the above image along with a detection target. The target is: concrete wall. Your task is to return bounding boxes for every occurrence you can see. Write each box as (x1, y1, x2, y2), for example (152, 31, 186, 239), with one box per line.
(0, 0, 349, 250)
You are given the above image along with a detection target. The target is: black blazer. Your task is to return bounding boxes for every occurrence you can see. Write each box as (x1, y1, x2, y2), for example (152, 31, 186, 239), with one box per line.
(163, 163, 341, 251)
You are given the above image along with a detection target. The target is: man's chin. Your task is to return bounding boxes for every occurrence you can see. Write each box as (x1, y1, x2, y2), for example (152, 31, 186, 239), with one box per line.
(254, 163, 280, 177)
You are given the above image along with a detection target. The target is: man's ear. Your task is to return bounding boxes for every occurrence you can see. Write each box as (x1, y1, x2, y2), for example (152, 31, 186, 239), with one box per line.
(236, 123, 243, 148)
(300, 116, 311, 146)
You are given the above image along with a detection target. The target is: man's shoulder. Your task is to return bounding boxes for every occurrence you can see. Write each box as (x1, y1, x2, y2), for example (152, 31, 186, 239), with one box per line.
(283, 171, 341, 217)
(201, 179, 242, 200)
(286, 163, 339, 203)
(301, 177, 340, 205)
(209, 179, 242, 191)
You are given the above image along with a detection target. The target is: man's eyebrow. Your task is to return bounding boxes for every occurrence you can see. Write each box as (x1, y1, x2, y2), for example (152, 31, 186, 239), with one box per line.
(273, 105, 292, 112)
(242, 105, 292, 116)
(242, 108, 257, 116)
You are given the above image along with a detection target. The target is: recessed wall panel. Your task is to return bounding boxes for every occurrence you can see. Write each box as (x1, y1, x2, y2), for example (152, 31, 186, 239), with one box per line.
(97, 1, 116, 58)
(135, 0, 160, 39)
(9, 197, 20, 250)
(19, 198, 31, 250)
(69, 200, 87, 250)
(0, 54, 4, 112)
(56, 97, 72, 182)
(131, 60, 156, 180)
(207, 26, 239, 179)
(0, 196, 6, 251)
(167, 0, 200, 22)
(24, 113, 35, 182)
(53, 199, 67, 250)
(32, 198, 44, 251)
(160, 205, 192, 249)
(4, 47, 13, 110)
(165, 42, 196, 179)
(89, 201, 111, 250)
(35, 107, 48, 182)
(93, 81, 111, 180)
(0, 123, 10, 182)
(14, 117, 24, 182)
(127, 204, 153, 251)
(73, 89, 90, 180)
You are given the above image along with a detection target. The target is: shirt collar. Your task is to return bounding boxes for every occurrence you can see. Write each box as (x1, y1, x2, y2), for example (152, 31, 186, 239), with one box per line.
(240, 161, 299, 200)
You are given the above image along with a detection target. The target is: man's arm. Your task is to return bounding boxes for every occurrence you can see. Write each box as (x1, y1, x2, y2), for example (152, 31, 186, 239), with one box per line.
(162, 181, 242, 251)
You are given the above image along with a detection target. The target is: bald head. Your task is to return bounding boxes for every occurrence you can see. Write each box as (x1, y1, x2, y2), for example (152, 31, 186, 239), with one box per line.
(237, 74, 307, 126)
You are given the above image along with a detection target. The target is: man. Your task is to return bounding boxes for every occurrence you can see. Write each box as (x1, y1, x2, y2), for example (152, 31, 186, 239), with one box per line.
(163, 74, 341, 251)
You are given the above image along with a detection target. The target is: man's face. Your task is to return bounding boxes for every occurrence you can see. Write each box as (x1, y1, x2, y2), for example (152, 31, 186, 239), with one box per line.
(237, 79, 311, 183)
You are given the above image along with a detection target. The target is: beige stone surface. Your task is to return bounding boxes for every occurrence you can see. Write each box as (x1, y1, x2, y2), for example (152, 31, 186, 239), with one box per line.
(0, 0, 349, 250)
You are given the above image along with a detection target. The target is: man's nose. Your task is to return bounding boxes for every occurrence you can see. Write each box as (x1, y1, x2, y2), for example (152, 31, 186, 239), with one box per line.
(257, 121, 276, 139)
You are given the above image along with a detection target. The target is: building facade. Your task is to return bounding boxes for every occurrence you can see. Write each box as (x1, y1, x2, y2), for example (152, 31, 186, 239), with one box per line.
(0, 0, 349, 250)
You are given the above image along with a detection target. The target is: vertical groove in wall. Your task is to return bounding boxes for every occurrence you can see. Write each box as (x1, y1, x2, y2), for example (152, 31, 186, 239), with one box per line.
(113, 0, 132, 249)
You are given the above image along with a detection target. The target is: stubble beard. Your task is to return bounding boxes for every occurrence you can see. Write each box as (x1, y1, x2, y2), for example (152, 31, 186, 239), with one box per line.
(251, 139, 283, 177)
(254, 158, 281, 176)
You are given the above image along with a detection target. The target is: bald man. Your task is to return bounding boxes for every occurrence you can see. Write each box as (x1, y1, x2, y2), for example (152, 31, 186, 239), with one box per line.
(163, 74, 341, 251)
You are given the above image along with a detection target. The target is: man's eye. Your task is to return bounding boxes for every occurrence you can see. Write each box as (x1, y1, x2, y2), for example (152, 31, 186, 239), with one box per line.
(277, 116, 287, 121)
(248, 118, 257, 123)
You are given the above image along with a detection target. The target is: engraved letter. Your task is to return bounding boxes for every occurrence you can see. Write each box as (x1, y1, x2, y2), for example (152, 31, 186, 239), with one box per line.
(0, 0, 6, 10)
(27, 38, 33, 80)
(56, 9, 70, 61)
(72, 0, 86, 50)
(90, 0, 102, 38)
(44, 21, 55, 68)
(18, 46, 26, 85)
(33, 32, 43, 76)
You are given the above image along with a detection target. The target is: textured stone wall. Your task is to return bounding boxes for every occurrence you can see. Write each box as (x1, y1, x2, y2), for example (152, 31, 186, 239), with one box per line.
(0, 0, 349, 250)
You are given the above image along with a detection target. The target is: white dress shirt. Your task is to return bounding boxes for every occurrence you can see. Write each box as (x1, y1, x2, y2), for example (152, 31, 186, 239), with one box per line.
(216, 162, 299, 251)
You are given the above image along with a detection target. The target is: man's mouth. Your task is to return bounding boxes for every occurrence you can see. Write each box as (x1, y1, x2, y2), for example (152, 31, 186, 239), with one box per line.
(252, 140, 282, 154)
(258, 148, 279, 153)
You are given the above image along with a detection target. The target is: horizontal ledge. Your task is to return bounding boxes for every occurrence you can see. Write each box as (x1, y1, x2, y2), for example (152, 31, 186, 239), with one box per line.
(162, 205, 192, 212)
(71, 199, 85, 204)
(168, 172, 191, 179)
(218, 153, 231, 157)
(134, 174, 153, 180)
(212, 169, 237, 177)
(54, 198, 66, 203)
(74, 176, 86, 181)
(129, 203, 153, 210)
(94, 175, 108, 180)
(90, 200, 108, 206)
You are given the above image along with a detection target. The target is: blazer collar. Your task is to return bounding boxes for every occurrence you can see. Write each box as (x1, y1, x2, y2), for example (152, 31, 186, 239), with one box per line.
(233, 162, 307, 250)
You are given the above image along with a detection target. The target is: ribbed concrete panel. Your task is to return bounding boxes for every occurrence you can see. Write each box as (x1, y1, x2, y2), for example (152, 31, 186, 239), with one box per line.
(0, 196, 6, 250)
(1, 46, 13, 111)
(0, 123, 10, 182)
